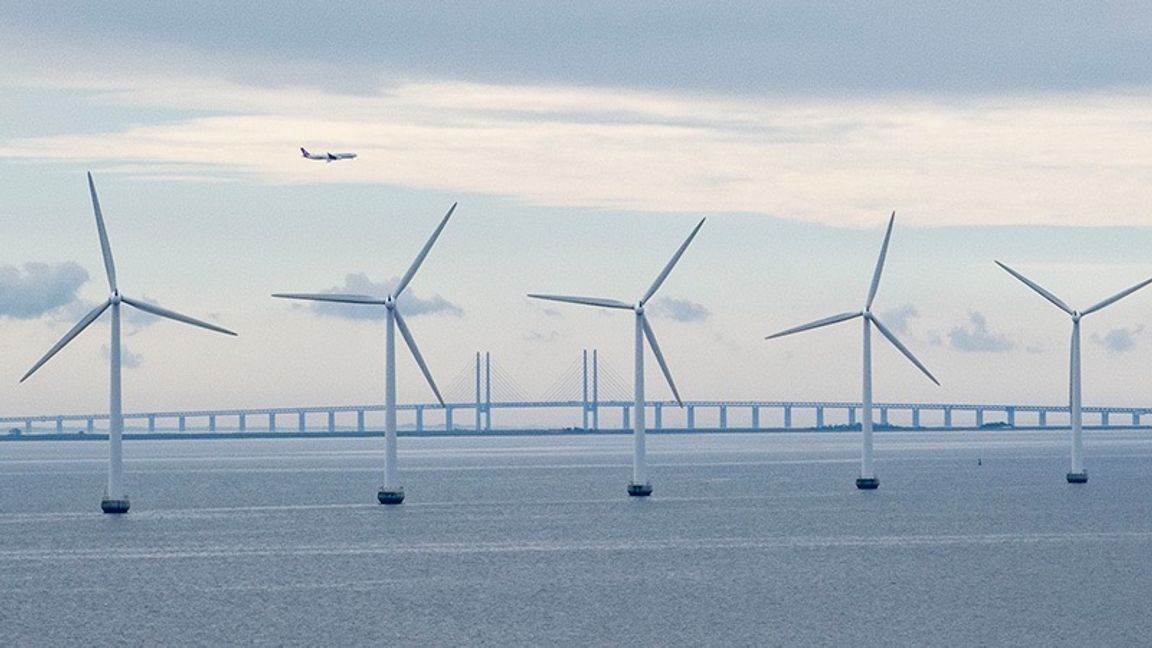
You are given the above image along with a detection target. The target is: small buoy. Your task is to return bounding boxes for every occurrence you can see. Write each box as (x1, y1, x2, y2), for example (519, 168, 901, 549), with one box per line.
(978, 458, 982, 466)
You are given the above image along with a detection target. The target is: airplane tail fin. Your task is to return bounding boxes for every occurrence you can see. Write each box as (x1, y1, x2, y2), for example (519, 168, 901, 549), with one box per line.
(300, 147, 309, 157)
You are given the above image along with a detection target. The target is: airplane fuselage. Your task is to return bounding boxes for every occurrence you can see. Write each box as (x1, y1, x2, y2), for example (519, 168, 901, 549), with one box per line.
(301, 148, 357, 162)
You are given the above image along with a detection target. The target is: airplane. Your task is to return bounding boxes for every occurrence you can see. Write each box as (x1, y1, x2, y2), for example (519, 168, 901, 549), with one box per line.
(301, 147, 357, 162)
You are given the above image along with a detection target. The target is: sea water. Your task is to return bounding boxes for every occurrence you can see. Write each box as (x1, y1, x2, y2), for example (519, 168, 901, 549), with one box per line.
(1, 430, 1151, 646)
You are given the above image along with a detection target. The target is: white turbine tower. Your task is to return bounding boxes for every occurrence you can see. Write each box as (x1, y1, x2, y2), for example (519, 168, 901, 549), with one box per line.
(273, 203, 456, 505)
(21, 173, 238, 514)
(529, 218, 705, 497)
(766, 213, 939, 490)
(996, 261, 1152, 484)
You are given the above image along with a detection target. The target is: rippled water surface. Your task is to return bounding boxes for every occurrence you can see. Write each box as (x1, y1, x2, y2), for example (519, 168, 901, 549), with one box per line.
(2, 430, 1151, 646)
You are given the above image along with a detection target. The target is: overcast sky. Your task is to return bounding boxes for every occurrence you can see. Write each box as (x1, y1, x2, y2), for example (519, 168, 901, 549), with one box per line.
(4, 3, 1152, 427)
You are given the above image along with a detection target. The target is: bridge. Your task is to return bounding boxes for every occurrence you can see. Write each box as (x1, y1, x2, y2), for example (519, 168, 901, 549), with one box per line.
(3, 350, 1150, 437)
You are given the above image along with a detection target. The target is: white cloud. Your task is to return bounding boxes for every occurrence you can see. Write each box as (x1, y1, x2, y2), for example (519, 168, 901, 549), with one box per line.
(878, 304, 918, 334)
(948, 311, 1014, 353)
(0, 262, 88, 319)
(649, 297, 710, 322)
(1093, 325, 1144, 354)
(100, 344, 142, 368)
(5, 78, 1152, 227)
(298, 272, 461, 321)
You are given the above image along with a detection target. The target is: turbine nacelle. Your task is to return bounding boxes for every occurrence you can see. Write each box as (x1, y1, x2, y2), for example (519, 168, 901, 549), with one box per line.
(996, 260, 1152, 322)
(272, 202, 458, 408)
(20, 174, 237, 385)
(766, 212, 940, 387)
(528, 217, 706, 408)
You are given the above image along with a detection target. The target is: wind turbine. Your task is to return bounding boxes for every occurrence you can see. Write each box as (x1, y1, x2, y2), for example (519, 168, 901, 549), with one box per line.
(273, 203, 456, 505)
(21, 173, 237, 514)
(530, 218, 705, 497)
(766, 213, 939, 490)
(996, 261, 1152, 484)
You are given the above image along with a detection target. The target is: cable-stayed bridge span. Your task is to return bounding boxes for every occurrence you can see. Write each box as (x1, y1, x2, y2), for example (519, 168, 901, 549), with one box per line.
(3, 350, 1149, 437)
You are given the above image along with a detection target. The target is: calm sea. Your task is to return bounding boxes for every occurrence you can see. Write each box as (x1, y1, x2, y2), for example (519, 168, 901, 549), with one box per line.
(2, 430, 1150, 646)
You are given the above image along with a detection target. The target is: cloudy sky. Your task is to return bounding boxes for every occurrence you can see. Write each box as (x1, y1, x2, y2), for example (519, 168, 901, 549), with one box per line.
(4, 3, 1152, 426)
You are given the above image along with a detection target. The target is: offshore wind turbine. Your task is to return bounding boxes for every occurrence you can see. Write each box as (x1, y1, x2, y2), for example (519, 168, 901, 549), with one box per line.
(766, 213, 939, 490)
(274, 203, 456, 505)
(996, 261, 1152, 484)
(21, 173, 238, 514)
(530, 217, 705, 497)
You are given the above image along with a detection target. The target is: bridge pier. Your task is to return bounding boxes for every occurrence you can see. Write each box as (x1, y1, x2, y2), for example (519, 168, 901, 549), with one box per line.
(476, 351, 484, 432)
(816, 406, 824, 428)
(848, 407, 856, 426)
(1038, 410, 1046, 427)
(357, 410, 365, 433)
(56, 417, 63, 435)
(297, 411, 306, 433)
(179, 416, 186, 433)
(209, 414, 216, 432)
(87, 418, 95, 435)
(239, 414, 246, 433)
(912, 408, 920, 428)
(416, 407, 424, 433)
(975, 409, 984, 428)
(1101, 411, 1110, 426)
(654, 403, 663, 430)
(445, 406, 454, 432)
(268, 413, 276, 433)
(1006, 407, 1015, 427)
(622, 406, 630, 430)
(24, 420, 32, 435)
(751, 406, 759, 430)
(719, 405, 727, 430)
(484, 352, 492, 431)
(328, 411, 336, 433)
(687, 405, 695, 430)
(1133, 412, 1140, 426)
(944, 408, 952, 428)
(784, 406, 792, 429)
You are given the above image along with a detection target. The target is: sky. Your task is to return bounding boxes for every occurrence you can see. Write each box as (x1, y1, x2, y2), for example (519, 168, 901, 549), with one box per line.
(4, 2, 1152, 427)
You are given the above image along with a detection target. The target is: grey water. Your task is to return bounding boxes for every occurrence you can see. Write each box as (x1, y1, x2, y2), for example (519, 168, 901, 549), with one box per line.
(2, 430, 1151, 646)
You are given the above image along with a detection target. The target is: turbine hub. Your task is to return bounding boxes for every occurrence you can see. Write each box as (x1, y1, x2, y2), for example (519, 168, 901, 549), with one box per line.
(1072, 311, 1081, 322)
(634, 302, 644, 314)
(385, 295, 396, 310)
(111, 292, 122, 305)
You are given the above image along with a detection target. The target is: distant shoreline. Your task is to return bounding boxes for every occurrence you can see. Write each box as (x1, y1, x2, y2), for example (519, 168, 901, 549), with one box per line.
(2, 425, 1145, 442)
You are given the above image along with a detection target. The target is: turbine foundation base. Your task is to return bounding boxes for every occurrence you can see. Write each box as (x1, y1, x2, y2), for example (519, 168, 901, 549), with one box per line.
(1066, 471, 1088, 484)
(377, 487, 405, 505)
(101, 497, 130, 514)
(855, 477, 880, 490)
(627, 481, 653, 497)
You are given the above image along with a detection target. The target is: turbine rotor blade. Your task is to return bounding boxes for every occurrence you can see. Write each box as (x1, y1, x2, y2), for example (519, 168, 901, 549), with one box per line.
(865, 212, 895, 311)
(527, 294, 633, 310)
(869, 314, 940, 386)
(87, 172, 118, 292)
(394, 203, 456, 299)
(21, 299, 111, 382)
(641, 315, 683, 406)
(272, 292, 387, 305)
(121, 296, 237, 336)
(766, 311, 863, 340)
(640, 217, 706, 306)
(393, 309, 445, 406)
(1081, 276, 1152, 316)
(995, 261, 1073, 316)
